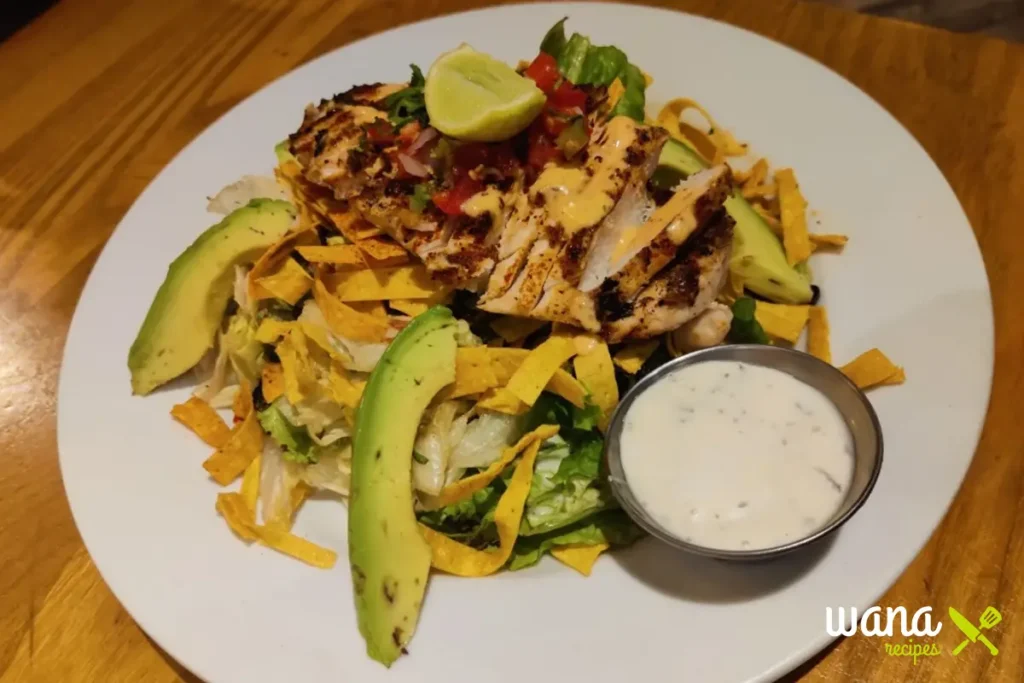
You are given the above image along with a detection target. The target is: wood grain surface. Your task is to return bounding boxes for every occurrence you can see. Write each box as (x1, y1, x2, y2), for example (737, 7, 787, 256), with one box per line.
(0, 0, 1021, 681)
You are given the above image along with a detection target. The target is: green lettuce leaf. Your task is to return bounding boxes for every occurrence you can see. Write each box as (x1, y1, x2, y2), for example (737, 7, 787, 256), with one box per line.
(257, 401, 317, 464)
(537, 18, 648, 122)
(507, 509, 644, 571)
(727, 296, 770, 345)
(384, 65, 428, 129)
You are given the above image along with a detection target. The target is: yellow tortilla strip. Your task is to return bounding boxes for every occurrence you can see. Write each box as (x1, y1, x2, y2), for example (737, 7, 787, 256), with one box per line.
(551, 543, 610, 577)
(349, 300, 388, 318)
(202, 409, 264, 486)
(277, 327, 316, 405)
(171, 397, 230, 448)
(486, 347, 586, 408)
(657, 99, 747, 165)
(429, 425, 559, 509)
(776, 169, 812, 266)
(490, 316, 547, 343)
(295, 244, 367, 267)
(612, 340, 660, 375)
(475, 387, 528, 415)
(255, 318, 294, 344)
(257, 526, 338, 569)
(419, 427, 553, 576)
(506, 336, 578, 406)
(451, 346, 500, 398)
(573, 342, 618, 430)
(261, 363, 285, 403)
(254, 257, 314, 305)
(328, 362, 365, 409)
(607, 78, 625, 109)
(247, 228, 317, 300)
(806, 306, 831, 364)
(752, 203, 783, 233)
(232, 378, 253, 421)
(738, 158, 769, 187)
(216, 492, 260, 542)
(241, 454, 262, 514)
(841, 349, 905, 390)
(809, 233, 849, 251)
(312, 278, 390, 343)
(327, 265, 444, 301)
(389, 299, 430, 316)
(356, 237, 411, 266)
(289, 481, 312, 526)
(298, 320, 343, 361)
(755, 302, 810, 344)
(546, 370, 587, 409)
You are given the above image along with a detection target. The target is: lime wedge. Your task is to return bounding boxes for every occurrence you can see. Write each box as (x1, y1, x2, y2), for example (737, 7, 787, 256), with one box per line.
(425, 44, 546, 142)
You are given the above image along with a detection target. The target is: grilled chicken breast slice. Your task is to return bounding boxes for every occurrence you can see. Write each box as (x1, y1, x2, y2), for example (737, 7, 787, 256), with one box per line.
(480, 116, 666, 317)
(580, 164, 733, 301)
(289, 83, 404, 199)
(604, 209, 734, 342)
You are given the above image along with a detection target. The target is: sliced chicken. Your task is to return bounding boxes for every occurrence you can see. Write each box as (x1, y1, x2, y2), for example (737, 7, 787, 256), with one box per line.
(603, 210, 734, 342)
(480, 116, 667, 318)
(289, 83, 404, 199)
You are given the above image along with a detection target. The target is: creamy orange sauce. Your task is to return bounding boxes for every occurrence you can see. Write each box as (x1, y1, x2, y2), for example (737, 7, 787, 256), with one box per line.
(531, 116, 637, 233)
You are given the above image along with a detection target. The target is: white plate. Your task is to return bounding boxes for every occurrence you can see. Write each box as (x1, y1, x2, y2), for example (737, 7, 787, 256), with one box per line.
(57, 4, 993, 682)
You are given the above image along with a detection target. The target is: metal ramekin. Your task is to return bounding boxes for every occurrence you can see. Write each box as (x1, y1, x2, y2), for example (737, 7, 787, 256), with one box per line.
(604, 344, 883, 561)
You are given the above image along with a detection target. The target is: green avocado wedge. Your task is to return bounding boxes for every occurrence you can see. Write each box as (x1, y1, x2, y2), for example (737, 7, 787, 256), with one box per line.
(654, 138, 813, 304)
(349, 306, 458, 666)
(127, 198, 296, 395)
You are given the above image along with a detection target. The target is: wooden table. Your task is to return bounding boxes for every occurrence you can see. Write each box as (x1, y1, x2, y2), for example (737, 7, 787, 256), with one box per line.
(1, 0, 1021, 680)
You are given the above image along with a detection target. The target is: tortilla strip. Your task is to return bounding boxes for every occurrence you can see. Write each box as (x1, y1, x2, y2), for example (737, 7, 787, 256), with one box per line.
(451, 346, 500, 398)
(241, 455, 262, 514)
(261, 363, 285, 403)
(490, 317, 548, 344)
(551, 543, 610, 577)
(325, 265, 444, 301)
(356, 237, 411, 266)
(296, 244, 367, 267)
(171, 397, 230, 448)
(254, 257, 313, 305)
(806, 306, 831, 363)
(612, 341, 660, 375)
(573, 342, 618, 430)
(312, 278, 390, 343)
(486, 348, 586, 408)
(776, 169, 812, 266)
(216, 492, 260, 542)
(202, 409, 263, 486)
(840, 348, 905, 390)
(247, 228, 317, 300)
(506, 336, 578, 406)
(427, 425, 559, 509)
(475, 387, 529, 415)
(256, 526, 338, 569)
(755, 302, 810, 344)
(656, 98, 746, 165)
(419, 426, 553, 576)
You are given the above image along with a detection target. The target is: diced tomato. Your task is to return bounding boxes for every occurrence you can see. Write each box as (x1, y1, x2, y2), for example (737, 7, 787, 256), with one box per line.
(432, 175, 483, 216)
(452, 142, 491, 176)
(524, 52, 560, 94)
(366, 119, 396, 145)
(397, 121, 422, 146)
(527, 124, 559, 170)
(548, 81, 588, 111)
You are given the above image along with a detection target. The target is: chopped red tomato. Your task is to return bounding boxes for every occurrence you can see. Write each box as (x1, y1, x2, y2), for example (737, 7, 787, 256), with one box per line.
(527, 122, 559, 170)
(397, 121, 422, 147)
(433, 175, 483, 216)
(524, 52, 559, 94)
(366, 119, 396, 145)
(453, 143, 491, 175)
(548, 81, 587, 112)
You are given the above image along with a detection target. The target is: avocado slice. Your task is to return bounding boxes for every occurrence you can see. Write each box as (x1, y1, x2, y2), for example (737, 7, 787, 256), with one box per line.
(274, 139, 295, 165)
(725, 192, 813, 303)
(349, 306, 458, 666)
(654, 139, 813, 304)
(127, 199, 296, 395)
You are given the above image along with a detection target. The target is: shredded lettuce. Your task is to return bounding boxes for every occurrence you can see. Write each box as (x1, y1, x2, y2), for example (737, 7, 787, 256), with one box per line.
(539, 17, 647, 121)
(258, 401, 318, 464)
(449, 411, 521, 470)
(221, 312, 263, 385)
(207, 175, 289, 214)
(412, 400, 469, 495)
(507, 509, 644, 571)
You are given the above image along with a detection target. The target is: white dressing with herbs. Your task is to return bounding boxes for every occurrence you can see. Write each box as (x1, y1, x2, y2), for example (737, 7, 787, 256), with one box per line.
(620, 360, 854, 551)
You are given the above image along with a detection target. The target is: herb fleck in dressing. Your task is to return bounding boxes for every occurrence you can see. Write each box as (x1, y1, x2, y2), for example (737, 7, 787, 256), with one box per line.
(620, 360, 854, 551)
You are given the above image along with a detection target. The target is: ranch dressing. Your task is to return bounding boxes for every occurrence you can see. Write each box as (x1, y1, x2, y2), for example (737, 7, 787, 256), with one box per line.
(620, 360, 854, 551)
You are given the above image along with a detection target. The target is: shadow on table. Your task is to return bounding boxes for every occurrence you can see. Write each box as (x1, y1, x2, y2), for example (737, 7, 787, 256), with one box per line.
(146, 633, 204, 683)
(612, 534, 834, 604)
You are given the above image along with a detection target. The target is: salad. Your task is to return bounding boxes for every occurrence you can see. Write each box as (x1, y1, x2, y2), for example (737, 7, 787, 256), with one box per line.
(127, 18, 904, 667)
